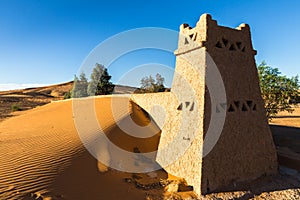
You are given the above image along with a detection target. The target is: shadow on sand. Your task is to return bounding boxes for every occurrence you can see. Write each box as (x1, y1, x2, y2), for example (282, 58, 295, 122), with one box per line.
(21, 100, 170, 200)
(274, 115, 300, 119)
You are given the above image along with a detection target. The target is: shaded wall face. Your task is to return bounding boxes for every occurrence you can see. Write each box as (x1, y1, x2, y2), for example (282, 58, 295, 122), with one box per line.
(201, 22, 278, 193)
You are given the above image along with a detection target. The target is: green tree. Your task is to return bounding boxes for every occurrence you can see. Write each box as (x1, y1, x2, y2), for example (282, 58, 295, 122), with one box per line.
(140, 73, 166, 93)
(87, 63, 115, 96)
(258, 61, 299, 120)
(141, 75, 155, 92)
(72, 72, 88, 98)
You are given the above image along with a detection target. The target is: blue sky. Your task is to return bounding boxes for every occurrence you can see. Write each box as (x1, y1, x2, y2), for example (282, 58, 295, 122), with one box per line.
(0, 0, 299, 89)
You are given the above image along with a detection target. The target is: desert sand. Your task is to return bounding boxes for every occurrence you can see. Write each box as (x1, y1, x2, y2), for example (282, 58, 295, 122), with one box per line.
(0, 93, 300, 200)
(0, 96, 196, 200)
(271, 107, 300, 128)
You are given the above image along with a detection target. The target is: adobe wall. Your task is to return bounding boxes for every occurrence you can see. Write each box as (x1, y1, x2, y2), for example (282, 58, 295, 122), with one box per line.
(131, 47, 206, 194)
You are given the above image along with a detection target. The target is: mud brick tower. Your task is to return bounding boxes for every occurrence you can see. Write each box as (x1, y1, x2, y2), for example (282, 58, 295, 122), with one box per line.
(155, 14, 278, 195)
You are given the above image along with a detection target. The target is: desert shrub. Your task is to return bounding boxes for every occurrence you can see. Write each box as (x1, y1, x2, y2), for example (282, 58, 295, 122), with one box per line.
(11, 103, 21, 111)
(64, 90, 72, 99)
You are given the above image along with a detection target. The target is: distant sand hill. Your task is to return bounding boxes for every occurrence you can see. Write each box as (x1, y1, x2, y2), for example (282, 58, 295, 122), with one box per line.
(0, 81, 73, 121)
(0, 82, 139, 122)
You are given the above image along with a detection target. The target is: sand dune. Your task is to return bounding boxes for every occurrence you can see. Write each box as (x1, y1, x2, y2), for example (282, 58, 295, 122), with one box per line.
(1, 95, 300, 200)
(0, 96, 191, 200)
